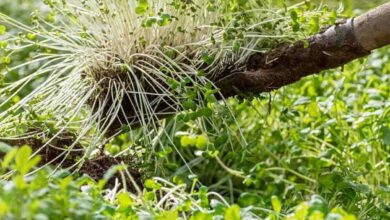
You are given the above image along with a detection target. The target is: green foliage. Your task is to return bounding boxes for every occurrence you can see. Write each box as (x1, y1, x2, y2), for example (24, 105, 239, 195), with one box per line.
(225, 204, 241, 220)
(0, 146, 359, 219)
(154, 45, 390, 219)
(0, 147, 114, 219)
(0, 25, 6, 35)
(0, 0, 389, 220)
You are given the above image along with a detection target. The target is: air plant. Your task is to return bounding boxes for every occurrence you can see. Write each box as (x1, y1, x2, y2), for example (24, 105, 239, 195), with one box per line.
(0, 0, 321, 173)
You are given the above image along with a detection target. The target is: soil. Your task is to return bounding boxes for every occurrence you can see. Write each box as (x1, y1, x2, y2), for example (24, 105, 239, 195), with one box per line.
(80, 155, 143, 190)
(1, 134, 143, 191)
(3, 132, 84, 167)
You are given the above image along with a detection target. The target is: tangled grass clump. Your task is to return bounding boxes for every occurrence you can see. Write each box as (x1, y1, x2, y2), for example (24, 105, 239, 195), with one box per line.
(0, 0, 328, 170)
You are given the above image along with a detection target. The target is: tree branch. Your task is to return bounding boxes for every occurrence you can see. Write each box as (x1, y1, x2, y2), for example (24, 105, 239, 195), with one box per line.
(216, 3, 390, 98)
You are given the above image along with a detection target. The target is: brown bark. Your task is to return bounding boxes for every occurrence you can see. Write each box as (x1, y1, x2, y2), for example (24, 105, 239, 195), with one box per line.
(216, 3, 390, 98)
(354, 3, 390, 51)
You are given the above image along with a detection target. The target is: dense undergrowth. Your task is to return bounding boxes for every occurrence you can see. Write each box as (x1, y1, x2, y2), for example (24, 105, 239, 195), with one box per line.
(0, 0, 389, 219)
